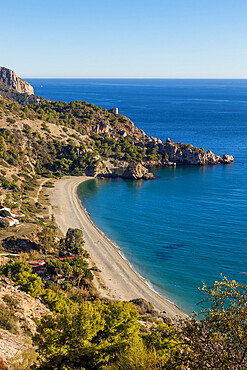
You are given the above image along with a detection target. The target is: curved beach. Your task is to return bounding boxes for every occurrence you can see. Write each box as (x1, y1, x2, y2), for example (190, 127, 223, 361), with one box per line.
(49, 176, 186, 320)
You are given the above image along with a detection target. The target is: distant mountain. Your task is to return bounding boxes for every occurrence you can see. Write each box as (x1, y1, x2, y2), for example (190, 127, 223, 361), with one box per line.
(0, 66, 34, 95)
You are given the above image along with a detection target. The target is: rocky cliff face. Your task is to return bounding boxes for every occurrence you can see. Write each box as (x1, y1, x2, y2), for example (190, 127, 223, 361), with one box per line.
(0, 66, 34, 95)
(152, 138, 234, 166)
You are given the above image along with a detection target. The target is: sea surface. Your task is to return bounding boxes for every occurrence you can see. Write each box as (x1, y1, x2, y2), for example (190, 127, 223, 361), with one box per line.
(28, 78, 247, 314)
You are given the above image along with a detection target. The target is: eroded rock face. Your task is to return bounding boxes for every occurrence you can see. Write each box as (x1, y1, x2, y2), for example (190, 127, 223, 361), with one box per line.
(87, 161, 113, 177)
(159, 140, 233, 165)
(122, 163, 155, 180)
(0, 66, 34, 95)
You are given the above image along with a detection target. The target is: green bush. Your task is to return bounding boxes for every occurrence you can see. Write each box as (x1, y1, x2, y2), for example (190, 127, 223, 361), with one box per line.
(0, 304, 19, 334)
(1, 261, 42, 297)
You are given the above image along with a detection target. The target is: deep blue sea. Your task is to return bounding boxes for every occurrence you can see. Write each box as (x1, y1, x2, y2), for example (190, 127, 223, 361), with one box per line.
(28, 79, 247, 314)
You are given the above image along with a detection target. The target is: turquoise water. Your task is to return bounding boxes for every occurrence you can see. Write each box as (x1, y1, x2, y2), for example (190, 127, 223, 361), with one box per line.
(29, 79, 247, 314)
(78, 165, 247, 314)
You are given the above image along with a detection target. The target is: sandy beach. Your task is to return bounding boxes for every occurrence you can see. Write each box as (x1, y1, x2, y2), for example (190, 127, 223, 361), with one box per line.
(49, 176, 186, 320)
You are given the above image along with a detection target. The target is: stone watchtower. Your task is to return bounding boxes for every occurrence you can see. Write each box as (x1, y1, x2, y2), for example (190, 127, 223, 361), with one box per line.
(113, 107, 119, 114)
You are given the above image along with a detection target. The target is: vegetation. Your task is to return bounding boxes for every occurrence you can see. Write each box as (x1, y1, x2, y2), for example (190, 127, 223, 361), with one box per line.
(0, 82, 45, 105)
(0, 218, 9, 228)
(45, 257, 93, 289)
(59, 227, 88, 256)
(0, 97, 166, 180)
(31, 277, 247, 369)
(0, 261, 42, 297)
(180, 277, 247, 369)
(0, 303, 19, 334)
(33, 300, 178, 370)
(0, 83, 241, 369)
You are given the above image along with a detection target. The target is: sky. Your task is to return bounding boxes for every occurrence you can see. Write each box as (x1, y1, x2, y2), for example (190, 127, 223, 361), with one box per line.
(1, 0, 247, 78)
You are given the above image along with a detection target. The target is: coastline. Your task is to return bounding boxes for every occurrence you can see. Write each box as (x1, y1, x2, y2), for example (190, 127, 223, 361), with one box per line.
(48, 176, 187, 320)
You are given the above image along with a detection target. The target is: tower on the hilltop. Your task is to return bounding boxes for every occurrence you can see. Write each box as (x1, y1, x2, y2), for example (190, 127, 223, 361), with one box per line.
(113, 107, 119, 114)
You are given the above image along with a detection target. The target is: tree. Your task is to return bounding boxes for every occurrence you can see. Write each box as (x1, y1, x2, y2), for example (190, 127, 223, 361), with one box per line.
(0, 261, 42, 297)
(0, 136, 6, 157)
(37, 226, 56, 252)
(33, 300, 139, 369)
(45, 257, 92, 288)
(181, 276, 247, 369)
(60, 228, 87, 256)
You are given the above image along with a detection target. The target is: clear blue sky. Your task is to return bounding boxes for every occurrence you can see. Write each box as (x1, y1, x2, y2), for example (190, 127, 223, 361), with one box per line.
(1, 0, 247, 78)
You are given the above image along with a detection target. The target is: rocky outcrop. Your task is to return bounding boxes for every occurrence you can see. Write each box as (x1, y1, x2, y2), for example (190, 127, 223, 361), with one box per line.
(222, 154, 234, 164)
(0, 66, 34, 95)
(156, 138, 234, 166)
(95, 162, 155, 180)
(88, 161, 114, 177)
(122, 163, 155, 180)
(0, 277, 51, 334)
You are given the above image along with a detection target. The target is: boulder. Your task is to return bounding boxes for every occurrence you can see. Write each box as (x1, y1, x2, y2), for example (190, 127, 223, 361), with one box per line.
(222, 154, 234, 164)
(122, 163, 155, 180)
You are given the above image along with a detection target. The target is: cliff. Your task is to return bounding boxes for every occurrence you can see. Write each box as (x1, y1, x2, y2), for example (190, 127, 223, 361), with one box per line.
(0, 66, 34, 95)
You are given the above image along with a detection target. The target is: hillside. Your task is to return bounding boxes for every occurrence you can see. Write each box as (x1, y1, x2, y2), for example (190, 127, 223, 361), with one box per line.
(0, 93, 234, 186)
(0, 276, 50, 368)
(0, 72, 243, 370)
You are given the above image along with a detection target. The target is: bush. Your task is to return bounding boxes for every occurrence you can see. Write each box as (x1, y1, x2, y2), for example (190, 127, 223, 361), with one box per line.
(0, 219, 9, 228)
(0, 261, 42, 297)
(181, 277, 247, 369)
(33, 300, 140, 369)
(3, 294, 18, 307)
(6, 117, 16, 124)
(0, 304, 19, 334)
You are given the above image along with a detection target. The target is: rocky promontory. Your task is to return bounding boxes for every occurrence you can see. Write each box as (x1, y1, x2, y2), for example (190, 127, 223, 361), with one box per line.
(157, 138, 234, 165)
(0, 67, 234, 182)
(0, 66, 34, 95)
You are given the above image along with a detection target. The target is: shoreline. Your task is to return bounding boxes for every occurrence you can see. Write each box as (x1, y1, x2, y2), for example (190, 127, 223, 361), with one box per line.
(48, 176, 187, 320)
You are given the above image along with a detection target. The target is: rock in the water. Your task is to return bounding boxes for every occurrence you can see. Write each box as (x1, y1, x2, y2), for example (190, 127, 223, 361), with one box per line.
(163, 161, 176, 167)
(143, 172, 155, 180)
(122, 163, 155, 180)
(0, 66, 34, 95)
(222, 154, 234, 164)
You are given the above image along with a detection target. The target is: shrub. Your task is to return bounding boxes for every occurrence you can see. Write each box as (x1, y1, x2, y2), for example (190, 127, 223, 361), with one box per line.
(0, 304, 19, 334)
(6, 117, 16, 124)
(3, 294, 18, 307)
(0, 219, 9, 228)
(0, 261, 42, 297)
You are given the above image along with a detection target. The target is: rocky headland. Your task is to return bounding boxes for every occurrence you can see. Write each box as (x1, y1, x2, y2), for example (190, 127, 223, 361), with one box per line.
(0, 66, 34, 95)
(0, 67, 234, 182)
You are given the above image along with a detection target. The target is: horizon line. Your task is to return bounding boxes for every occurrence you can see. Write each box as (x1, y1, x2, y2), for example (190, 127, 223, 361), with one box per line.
(23, 76, 247, 80)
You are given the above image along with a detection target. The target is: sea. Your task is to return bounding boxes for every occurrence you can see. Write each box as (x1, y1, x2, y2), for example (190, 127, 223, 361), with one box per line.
(28, 78, 247, 314)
